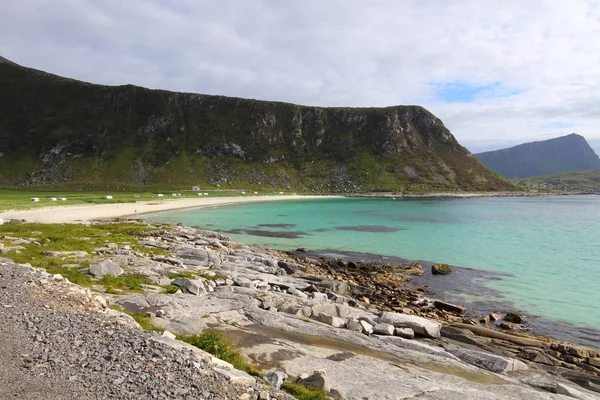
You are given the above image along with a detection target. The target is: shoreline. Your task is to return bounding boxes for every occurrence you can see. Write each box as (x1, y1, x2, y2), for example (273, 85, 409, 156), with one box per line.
(0, 195, 338, 223)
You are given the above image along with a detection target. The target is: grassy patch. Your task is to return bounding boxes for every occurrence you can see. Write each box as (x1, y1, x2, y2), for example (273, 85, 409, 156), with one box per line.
(161, 284, 179, 294)
(130, 312, 164, 333)
(97, 274, 151, 293)
(281, 382, 329, 400)
(177, 331, 261, 376)
(167, 271, 197, 279)
(43, 265, 94, 286)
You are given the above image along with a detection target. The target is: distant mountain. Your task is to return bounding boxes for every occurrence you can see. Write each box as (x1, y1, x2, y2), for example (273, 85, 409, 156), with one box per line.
(475, 134, 600, 178)
(0, 56, 513, 192)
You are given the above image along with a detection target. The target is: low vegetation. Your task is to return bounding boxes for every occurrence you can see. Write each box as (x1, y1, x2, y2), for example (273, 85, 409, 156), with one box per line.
(513, 169, 600, 193)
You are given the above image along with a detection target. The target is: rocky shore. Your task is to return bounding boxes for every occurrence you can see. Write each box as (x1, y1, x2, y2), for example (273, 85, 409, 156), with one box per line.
(2, 222, 600, 399)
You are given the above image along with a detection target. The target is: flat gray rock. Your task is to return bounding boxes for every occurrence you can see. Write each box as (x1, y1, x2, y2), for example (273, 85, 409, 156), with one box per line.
(377, 312, 441, 338)
(88, 259, 123, 278)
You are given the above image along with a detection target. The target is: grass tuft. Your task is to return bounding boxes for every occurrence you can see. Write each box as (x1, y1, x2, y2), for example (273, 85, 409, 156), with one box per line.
(281, 382, 329, 400)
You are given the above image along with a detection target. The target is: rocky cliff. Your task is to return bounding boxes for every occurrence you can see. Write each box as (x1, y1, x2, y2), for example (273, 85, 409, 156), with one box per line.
(476, 134, 600, 179)
(0, 58, 512, 192)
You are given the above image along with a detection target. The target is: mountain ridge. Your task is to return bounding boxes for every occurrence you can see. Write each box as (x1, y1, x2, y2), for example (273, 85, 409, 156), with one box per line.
(475, 134, 600, 179)
(0, 57, 513, 192)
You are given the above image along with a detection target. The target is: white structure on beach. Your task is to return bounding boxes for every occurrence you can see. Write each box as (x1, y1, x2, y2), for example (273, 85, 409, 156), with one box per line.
(50, 197, 58, 201)
(171, 193, 177, 197)
(104, 195, 113, 200)
(157, 194, 164, 197)
(59, 197, 67, 201)
(31, 197, 40, 202)
(203, 192, 208, 196)
(192, 186, 200, 192)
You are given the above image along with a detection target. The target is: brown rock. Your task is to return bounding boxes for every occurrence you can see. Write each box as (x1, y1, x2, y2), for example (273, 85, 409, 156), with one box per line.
(518, 348, 562, 366)
(451, 323, 545, 347)
(405, 262, 423, 276)
(431, 264, 452, 275)
(589, 358, 600, 368)
(433, 300, 466, 315)
(489, 312, 503, 321)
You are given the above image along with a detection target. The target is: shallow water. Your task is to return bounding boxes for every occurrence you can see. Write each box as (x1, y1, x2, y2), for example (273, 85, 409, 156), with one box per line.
(144, 196, 600, 345)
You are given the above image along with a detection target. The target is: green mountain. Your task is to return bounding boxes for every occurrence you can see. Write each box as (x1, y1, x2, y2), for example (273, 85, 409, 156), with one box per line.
(475, 134, 600, 179)
(0, 57, 513, 192)
(514, 170, 600, 193)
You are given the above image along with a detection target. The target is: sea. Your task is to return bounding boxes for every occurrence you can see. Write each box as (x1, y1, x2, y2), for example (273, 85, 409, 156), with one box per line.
(143, 195, 600, 348)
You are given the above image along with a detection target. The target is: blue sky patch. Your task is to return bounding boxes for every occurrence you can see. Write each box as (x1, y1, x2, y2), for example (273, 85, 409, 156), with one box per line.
(431, 82, 523, 103)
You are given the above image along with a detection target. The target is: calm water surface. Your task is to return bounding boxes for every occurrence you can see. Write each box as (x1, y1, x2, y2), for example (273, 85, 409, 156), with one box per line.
(144, 196, 600, 340)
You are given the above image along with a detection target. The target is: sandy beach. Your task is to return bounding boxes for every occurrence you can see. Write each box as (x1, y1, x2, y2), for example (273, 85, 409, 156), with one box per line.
(0, 195, 334, 224)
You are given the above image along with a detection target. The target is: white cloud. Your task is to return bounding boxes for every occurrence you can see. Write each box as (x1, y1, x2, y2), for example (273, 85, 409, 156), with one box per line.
(1, 0, 600, 153)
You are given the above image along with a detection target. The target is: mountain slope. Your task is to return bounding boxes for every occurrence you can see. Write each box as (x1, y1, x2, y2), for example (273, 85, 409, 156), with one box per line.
(514, 170, 600, 193)
(0, 58, 513, 192)
(475, 134, 600, 179)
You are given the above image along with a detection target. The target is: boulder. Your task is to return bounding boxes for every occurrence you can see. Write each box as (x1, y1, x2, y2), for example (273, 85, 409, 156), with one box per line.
(346, 319, 363, 333)
(504, 312, 523, 324)
(298, 370, 331, 392)
(88, 259, 123, 278)
(588, 358, 600, 368)
(161, 330, 176, 340)
(315, 280, 350, 295)
(394, 327, 415, 339)
(441, 326, 491, 346)
(359, 320, 374, 335)
(311, 292, 329, 302)
(404, 262, 423, 276)
(489, 312, 503, 321)
(433, 300, 466, 315)
(233, 276, 256, 289)
(431, 264, 452, 275)
(264, 370, 287, 390)
(172, 277, 208, 296)
(373, 323, 395, 336)
(277, 260, 306, 275)
(313, 313, 346, 328)
(377, 312, 441, 338)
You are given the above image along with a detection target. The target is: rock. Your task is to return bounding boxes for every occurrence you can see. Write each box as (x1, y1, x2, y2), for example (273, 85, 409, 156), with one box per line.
(88, 260, 123, 278)
(296, 248, 308, 252)
(504, 312, 523, 324)
(555, 383, 590, 399)
(213, 367, 256, 385)
(233, 276, 256, 289)
(359, 320, 374, 334)
(346, 319, 363, 333)
(373, 323, 395, 335)
(313, 313, 346, 328)
(277, 260, 306, 275)
(489, 312, 503, 321)
(588, 358, 600, 368)
(259, 390, 270, 400)
(311, 292, 328, 302)
(377, 312, 441, 338)
(238, 394, 251, 400)
(448, 347, 529, 373)
(431, 264, 452, 275)
(394, 327, 415, 339)
(298, 370, 330, 392)
(315, 280, 350, 295)
(264, 370, 287, 390)
(404, 262, 423, 276)
(518, 348, 562, 366)
(172, 278, 208, 296)
(433, 300, 466, 315)
(161, 330, 176, 340)
(451, 323, 545, 347)
(440, 326, 491, 346)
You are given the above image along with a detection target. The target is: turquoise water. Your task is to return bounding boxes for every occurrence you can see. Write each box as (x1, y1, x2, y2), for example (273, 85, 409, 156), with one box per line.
(145, 196, 600, 331)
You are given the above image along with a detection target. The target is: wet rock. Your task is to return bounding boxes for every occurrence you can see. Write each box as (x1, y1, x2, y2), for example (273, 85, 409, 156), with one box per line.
(394, 327, 415, 339)
(433, 300, 466, 315)
(431, 264, 452, 275)
(404, 262, 423, 276)
(377, 312, 441, 338)
(264, 370, 287, 390)
(298, 370, 330, 392)
(373, 323, 395, 336)
(489, 312, 503, 321)
(504, 312, 523, 324)
(88, 260, 123, 278)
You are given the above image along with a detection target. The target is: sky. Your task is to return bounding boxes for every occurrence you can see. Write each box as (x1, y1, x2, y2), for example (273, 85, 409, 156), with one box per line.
(2, 0, 600, 154)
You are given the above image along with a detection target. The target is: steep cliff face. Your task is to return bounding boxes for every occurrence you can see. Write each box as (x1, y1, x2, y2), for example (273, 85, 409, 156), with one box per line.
(475, 134, 600, 179)
(0, 59, 513, 192)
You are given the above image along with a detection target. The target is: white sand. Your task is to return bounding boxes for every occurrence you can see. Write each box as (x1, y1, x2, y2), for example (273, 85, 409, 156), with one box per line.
(0, 195, 334, 224)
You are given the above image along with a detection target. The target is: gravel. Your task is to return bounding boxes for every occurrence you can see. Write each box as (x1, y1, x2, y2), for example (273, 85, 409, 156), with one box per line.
(0, 258, 293, 400)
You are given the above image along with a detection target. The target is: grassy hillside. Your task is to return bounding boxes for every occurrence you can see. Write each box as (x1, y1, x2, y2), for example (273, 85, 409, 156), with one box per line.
(476, 134, 600, 179)
(514, 170, 600, 193)
(0, 59, 514, 193)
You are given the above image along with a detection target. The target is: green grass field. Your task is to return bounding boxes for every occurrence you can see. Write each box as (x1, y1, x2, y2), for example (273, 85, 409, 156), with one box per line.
(0, 188, 294, 212)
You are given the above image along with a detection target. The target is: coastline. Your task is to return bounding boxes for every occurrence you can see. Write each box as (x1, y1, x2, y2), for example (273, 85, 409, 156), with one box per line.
(0, 194, 338, 223)
(352, 191, 598, 199)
